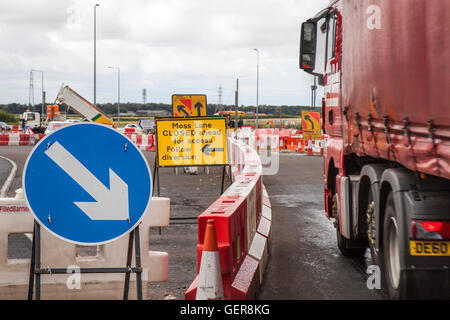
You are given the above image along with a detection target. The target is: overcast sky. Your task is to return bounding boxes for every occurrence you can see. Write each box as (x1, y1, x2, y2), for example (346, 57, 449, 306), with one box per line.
(0, 0, 328, 106)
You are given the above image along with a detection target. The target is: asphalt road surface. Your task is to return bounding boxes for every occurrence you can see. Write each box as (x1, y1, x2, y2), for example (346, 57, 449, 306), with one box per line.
(0, 146, 386, 299)
(0, 154, 13, 195)
(259, 153, 386, 300)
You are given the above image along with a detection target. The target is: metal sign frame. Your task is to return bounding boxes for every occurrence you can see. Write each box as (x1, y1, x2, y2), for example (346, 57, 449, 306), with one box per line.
(28, 222, 143, 300)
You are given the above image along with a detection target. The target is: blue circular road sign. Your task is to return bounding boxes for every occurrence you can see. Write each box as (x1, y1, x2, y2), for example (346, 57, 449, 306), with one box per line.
(23, 123, 152, 245)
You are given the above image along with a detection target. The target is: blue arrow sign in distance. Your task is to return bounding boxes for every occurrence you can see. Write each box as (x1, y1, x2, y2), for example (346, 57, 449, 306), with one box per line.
(23, 123, 152, 245)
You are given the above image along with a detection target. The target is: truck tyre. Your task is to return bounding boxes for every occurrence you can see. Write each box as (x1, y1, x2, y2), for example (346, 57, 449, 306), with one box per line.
(382, 192, 407, 299)
(366, 187, 383, 267)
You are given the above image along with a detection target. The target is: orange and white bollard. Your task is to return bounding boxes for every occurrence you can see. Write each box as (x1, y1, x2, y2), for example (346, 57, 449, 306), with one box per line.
(318, 140, 324, 156)
(196, 219, 224, 300)
(306, 139, 314, 156)
(297, 139, 304, 153)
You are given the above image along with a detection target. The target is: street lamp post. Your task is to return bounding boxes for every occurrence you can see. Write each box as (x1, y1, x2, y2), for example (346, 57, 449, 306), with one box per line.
(31, 69, 44, 117)
(94, 4, 100, 106)
(108, 66, 120, 128)
(253, 49, 259, 129)
(311, 76, 317, 111)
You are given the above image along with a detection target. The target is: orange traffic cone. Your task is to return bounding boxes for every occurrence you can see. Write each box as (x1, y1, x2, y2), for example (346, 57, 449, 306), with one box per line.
(297, 139, 304, 153)
(196, 219, 224, 300)
(306, 139, 314, 156)
(318, 140, 324, 156)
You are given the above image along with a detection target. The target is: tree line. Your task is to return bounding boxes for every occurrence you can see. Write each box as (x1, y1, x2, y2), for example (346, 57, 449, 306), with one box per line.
(0, 102, 320, 119)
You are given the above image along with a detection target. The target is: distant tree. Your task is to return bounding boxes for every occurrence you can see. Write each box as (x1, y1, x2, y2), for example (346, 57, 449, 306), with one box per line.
(0, 110, 17, 123)
(0, 102, 318, 118)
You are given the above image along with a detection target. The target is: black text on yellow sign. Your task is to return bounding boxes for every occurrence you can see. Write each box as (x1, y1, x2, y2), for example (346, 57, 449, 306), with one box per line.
(172, 95, 207, 117)
(156, 118, 227, 167)
(303, 131, 323, 140)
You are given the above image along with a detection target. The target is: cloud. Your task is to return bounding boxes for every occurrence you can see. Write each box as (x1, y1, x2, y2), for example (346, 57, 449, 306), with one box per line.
(0, 0, 328, 106)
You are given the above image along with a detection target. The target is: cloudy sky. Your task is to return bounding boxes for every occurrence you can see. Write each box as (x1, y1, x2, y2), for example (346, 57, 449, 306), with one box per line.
(0, 0, 328, 106)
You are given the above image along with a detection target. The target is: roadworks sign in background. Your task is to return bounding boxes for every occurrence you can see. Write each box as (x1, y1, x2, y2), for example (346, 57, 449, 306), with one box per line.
(301, 111, 322, 140)
(301, 111, 321, 132)
(172, 94, 207, 117)
(156, 117, 227, 167)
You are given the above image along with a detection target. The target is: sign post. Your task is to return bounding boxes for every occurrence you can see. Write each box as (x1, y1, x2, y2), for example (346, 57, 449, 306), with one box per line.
(23, 123, 152, 299)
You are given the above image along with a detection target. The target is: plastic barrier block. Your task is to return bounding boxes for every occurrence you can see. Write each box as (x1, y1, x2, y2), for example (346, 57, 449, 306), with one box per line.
(262, 204, 272, 221)
(197, 196, 248, 274)
(263, 196, 271, 209)
(135, 134, 142, 145)
(248, 232, 269, 284)
(148, 251, 168, 282)
(19, 134, 30, 146)
(0, 134, 9, 145)
(230, 255, 260, 300)
(257, 216, 271, 239)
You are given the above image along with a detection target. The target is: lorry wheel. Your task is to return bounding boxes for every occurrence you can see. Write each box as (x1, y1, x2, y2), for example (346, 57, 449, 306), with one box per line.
(382, 192, 406, 299)
(366, 187, 382, 267)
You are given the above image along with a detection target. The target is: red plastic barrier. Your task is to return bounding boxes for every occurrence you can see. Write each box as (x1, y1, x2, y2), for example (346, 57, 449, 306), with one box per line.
(186, 138, 267, 300)
(195, 195, 248, 299)
(135, 134, 142, 146)
(0, 134, 9, 146)
(279, 129, 292, 138)
(124, 128, 136, 134)
(19, 134, 30, 146)
(230, 255, 260, 300)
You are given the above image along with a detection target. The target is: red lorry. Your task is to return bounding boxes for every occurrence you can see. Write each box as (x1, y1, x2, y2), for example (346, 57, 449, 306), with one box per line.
(300, 0, 450, 299)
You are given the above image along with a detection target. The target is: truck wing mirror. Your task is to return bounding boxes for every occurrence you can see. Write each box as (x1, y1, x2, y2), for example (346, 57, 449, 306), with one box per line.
(300, 22, 317, 71)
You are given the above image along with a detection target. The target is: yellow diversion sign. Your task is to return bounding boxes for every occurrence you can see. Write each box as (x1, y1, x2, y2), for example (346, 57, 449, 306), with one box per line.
(156, 117, 227, 167)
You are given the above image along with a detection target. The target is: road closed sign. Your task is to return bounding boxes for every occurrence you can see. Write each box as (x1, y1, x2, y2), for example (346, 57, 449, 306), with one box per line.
(172, 95, 207, 117)
(156, 117, 227, 167)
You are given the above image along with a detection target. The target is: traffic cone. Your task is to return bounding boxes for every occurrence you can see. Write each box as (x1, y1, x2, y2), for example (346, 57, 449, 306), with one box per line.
(306, 139, 314, 156)
(196, 219, 224, 300)
(297, 139, 304, 153)
(318, 140, 324, 156)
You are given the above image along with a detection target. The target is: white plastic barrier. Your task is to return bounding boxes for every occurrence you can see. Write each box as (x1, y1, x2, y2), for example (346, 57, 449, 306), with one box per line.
(0, 190, 170, 300)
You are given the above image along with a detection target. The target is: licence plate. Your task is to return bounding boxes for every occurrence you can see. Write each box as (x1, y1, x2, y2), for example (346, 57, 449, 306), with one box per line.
(410, 241, 450, 256)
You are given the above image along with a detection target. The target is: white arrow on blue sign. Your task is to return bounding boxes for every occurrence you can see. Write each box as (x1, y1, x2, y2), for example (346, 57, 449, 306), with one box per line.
(23, 123, 152, 245)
